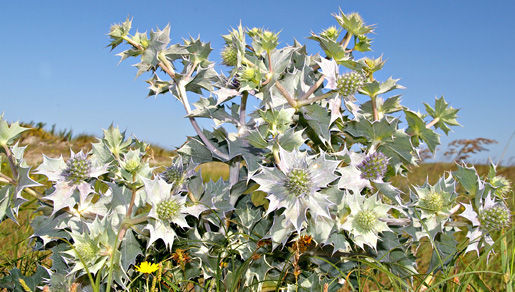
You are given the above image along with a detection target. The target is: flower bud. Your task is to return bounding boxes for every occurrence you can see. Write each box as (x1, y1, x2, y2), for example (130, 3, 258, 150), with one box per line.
(62, 155, 91, 184)
(156, 199, 181, 221)
(124, 158, 141, 173)
(221, 46, 238, 66)
(320, 26, 340, 41)
(261, 30, 279, 51)
(161, 165, 184, 187)
(490, 175, 512, 198)
(357, 152, 388, 180)
(75, 242, 96, 263)
(420, 191, 444, 212)
(337, 71, 365, 97)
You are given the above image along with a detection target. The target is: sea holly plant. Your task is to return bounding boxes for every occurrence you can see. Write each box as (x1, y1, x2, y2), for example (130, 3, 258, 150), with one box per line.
(0, 10, 513, 292)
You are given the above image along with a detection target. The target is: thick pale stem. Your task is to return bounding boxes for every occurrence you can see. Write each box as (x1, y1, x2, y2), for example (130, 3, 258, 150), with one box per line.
(426, 117, 440, 129)
(371, 95, 379, 121)
(300, 75, 325, 101)
(340, 32, 352, 50)
(273, 147, 282, 170)
(297, 91, 335, 107)
(107, 180, 140, 292)
(274, 82, 297, 108)
(177, 81, 230, 161)
(187, 191, 198, 203)
(379, 218, 411, 226)
(2, 144, 18, 179)
(0, 172, 15, 184)
(230, 92, 248, 186)
(239, 92, 248, 133)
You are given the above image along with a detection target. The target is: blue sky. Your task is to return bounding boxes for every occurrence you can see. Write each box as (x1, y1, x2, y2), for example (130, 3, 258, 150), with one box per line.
(1, 0, 514, 164)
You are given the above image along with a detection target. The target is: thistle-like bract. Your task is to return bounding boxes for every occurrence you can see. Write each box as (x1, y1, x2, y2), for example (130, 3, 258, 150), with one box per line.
(320, 26, 340, 41)
(253, 148, 339, 232)
(460, 193, 507, 254)
(35, 150, 108, 213)
(489, 175, 512, 198)
(337, 71, 365, 97)
(339, 193, 391, 249)
(144, 177, 206, 249)
(357, 152, 388, 181)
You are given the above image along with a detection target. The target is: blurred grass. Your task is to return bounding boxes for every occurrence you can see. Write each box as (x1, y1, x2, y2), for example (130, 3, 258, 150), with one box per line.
(1, 123, 513, 290)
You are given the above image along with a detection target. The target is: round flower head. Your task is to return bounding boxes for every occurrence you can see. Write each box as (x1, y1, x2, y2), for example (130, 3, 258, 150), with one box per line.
(357, 152, 388, 181)
(339, 193, 391, 250)
(61, 152, 92, 185)
(413, 177, 456, 221)
(479, 203, 510, 231)
(253, 148, 339, 232)
(221, 46, 237, 66)
(144, 177, 205, 249)
(35, 150, 108, 214)
(135, 261, 159, 274)
(337, 71, 365, 97)
(160, 156, 197, 192)
(460, 193, 510, 254)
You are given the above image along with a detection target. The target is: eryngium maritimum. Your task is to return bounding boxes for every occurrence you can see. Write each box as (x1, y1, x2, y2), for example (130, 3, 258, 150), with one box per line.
(144, 177, 206, 249)
(479, 204, 510, 231)
(357, 152, 388, 181)
(221, 46, 237, 66)
(61, 153, 92, 184)
(337, 71, 365, 97)
(253, 148, 339, 231)
(340, 193, 391, 250)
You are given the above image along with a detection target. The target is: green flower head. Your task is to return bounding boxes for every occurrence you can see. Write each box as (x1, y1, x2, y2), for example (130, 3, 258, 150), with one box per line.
(339, 193, 391, 249)
(253, 148, 340, 231)
(144, 177, 206, 249)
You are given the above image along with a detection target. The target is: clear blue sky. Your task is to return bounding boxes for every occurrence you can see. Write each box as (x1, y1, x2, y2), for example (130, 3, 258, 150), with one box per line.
(1, 0, 514, 164)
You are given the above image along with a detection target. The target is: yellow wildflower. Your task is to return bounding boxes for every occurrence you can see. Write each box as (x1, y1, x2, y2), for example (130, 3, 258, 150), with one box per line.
(135, 261, 159, 274)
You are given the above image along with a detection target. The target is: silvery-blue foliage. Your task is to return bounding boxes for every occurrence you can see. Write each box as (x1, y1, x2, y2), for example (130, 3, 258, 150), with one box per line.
(0, 10, 511, 291)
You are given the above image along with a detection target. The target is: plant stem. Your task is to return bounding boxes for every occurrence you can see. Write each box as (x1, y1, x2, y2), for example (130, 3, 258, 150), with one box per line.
(426, 117, 440, 129)
(106, 182, 139, 292)
(300, 75, 325, 101)
(297, 90, 336, 107)
(176, 80, 230, 161)
(2, 144, 18, 179)
(274, 82, 297, 108)
(340, 32, 352, 50)
(272, 147, 282, 170)
(239, 92, 248, 134)
(0, 172, 15, 184)
(371, 95, 379, 121)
